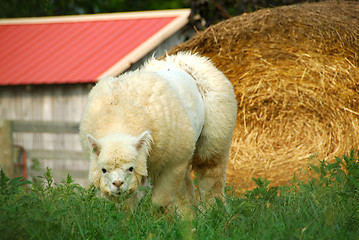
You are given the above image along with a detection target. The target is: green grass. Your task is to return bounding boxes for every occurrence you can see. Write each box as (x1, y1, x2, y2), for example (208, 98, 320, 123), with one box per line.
(1, 150, 359, 240)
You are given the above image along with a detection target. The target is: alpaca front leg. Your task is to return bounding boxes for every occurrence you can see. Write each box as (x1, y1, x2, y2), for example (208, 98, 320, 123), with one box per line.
(151, 162, 194, 215)
(123, 177, 152, 211)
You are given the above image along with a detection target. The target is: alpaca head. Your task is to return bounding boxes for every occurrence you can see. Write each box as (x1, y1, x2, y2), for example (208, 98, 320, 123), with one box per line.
(87, 131, 152, 198)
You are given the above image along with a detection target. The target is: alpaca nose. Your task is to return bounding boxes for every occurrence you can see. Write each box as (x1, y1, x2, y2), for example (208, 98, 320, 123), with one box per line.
(112, 180, 123, 187)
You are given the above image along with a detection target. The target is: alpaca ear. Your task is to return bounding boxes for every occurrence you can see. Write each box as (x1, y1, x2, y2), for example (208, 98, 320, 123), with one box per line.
(87, 134, 101, 156)
(134, 131, 152, 177)
(135, 131, 153, 152)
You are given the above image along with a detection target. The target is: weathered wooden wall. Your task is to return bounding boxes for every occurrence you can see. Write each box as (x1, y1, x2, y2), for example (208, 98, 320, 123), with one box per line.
(0, 84, 91, 185)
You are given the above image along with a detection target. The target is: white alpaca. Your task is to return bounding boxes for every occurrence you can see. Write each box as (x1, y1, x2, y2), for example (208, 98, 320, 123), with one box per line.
(79, 52, 237, 212)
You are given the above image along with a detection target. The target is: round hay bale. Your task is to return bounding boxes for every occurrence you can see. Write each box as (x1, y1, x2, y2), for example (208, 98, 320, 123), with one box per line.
(167, 1, 359, 190)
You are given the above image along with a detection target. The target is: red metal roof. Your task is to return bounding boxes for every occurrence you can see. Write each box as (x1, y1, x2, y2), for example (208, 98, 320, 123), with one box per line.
(0, 10, 190, 86)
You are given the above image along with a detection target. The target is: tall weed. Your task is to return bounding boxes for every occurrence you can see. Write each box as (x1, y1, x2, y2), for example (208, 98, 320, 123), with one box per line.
(0, 150, 359, 239)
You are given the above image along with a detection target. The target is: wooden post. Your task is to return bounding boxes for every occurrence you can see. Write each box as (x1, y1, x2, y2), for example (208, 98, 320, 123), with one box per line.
(0, 120, 15, 178)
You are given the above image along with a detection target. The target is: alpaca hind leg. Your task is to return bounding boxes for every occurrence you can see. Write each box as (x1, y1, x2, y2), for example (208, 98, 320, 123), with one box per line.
(193, 153, 229, 203)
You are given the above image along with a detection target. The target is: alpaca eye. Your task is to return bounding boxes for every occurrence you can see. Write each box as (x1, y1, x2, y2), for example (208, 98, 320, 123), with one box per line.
(128, 167, 134, 172)
(102, 168, 107, 174)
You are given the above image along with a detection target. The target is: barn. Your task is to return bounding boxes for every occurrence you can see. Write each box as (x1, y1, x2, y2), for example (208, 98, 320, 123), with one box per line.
(0, 9, 193, 185)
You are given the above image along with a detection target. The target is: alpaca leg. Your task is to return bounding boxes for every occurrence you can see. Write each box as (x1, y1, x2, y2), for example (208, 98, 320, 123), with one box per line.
(151, 161, 194, 215)
(193, 153, 229, 203)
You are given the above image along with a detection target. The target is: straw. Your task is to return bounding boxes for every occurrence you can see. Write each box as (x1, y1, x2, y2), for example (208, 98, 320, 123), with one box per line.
(167, 1, 359, 190)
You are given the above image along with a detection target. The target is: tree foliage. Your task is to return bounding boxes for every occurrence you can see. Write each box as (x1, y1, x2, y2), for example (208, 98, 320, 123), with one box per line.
(0, 0, 188, 18)
(2, 0, 332, 20)
(190, 0, 326, 29)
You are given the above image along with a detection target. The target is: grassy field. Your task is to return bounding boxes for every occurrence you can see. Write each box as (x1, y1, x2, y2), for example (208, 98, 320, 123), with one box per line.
(1, 150, 359, 240)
